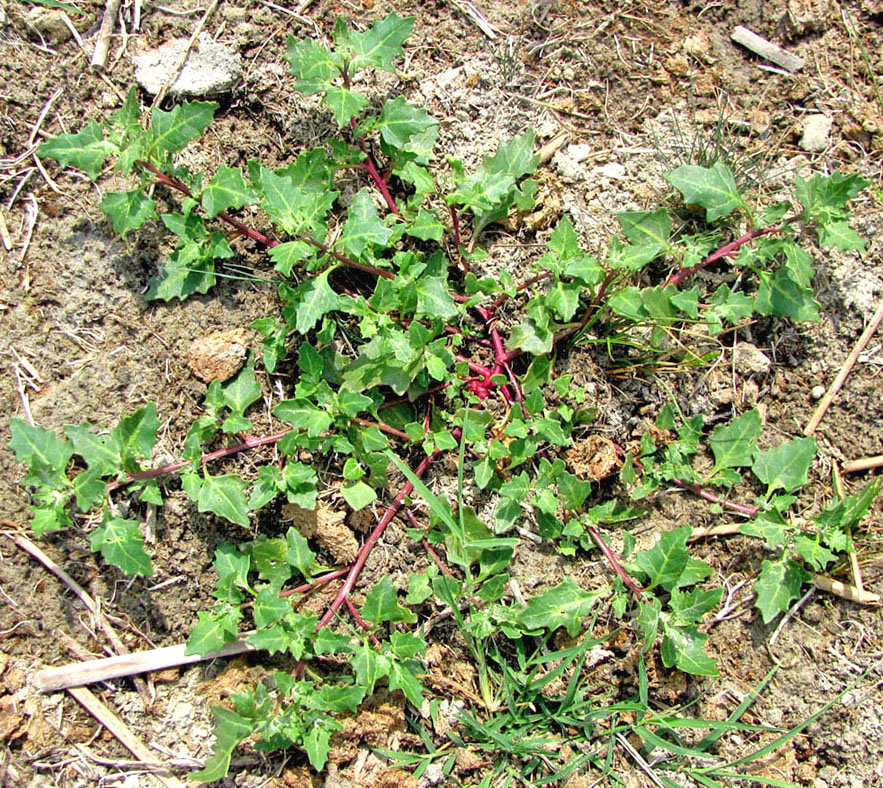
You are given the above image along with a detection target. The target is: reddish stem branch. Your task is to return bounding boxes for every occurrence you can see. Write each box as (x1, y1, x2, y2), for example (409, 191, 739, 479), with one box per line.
(664, 224, 783, 288)
(449, 205, 468, 273)
(315, 443, 451, 631)
(586, 526, 644, 596)
(670, 478, 759, 518)
(489, 270, 553, 314)
(140, 160, 395, 280)
(107, 429, 292, 492)
(279, 565, 352, 599)
(351, 417, 411, 442)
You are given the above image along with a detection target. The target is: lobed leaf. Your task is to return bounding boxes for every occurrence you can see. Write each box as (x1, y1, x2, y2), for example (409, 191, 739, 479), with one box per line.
(665, 162, 746, 222)
(38, 119, 115, 180)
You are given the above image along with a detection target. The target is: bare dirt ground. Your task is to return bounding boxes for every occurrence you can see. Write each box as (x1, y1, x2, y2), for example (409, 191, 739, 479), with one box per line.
(1, 0, 882, 786)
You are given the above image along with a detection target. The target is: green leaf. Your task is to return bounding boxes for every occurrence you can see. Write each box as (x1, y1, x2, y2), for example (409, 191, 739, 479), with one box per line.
(100, 190, 157, 237)
(273, 399, 332, 438)
(350, 643, 391, 696)
(669, 587, 722, 625)
(341, 481, 376, 511)
(64, 424, 121, 476)
(709, 409, 762, 472)
(375, 96, 437, 149)
(268, 240, 314, 276)
(222, 365, 261, 425)
(288, 270, 340, 335)
(754, 557, 810, 624)
(740, 510, 790, 548)
(545, 280, 582, 321)
(38, 119, 114, 180)
(817, 221, 865, 252)
(415, 275, 458, 320)
(405, 208, 444, 242)
(285, 527, 316, 575)
(635, 596, 662, 649)
(213, 543, 251, 602)
(147, 101, 216, 157)
(634, 526, 691, 592)
(323, 87, 369, 126)
(258, 166, 338, 238)
(349, 13, 415, 72)
(362, 576, 417, 624)
(616, 209, 671, 252)
(340, 189, 393, 258)
(752, 437, 816, 495)
(10, 418, 72, 472)
(201, 166, 259, 219)
(516, 577, 601, 636)
(185, 607, 240, 656)
(197, 473, 250, 526)
(793, 535, 837, 571)
(755, 268, 820, 322)
(191, 706, 254, 782)
(660, 623, 718, 676)
(665, 162, 746, 221)
(112, 403, 159, 470)
(89, 515, 153, 576)
(285, 38, 343, 94)
(253, 586, 292, 628)
(388, 659, 425, 707)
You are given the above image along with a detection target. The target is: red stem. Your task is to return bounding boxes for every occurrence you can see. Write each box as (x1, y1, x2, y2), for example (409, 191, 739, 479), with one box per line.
(670, 478, 759, 518)
(489, 271, 553, 314)
(107, 429, 292, 492)
(664, 225, 783, 288)
(279, 565, 353, 599)
(139, 160, 395, 280)
(586, 526, 644, 596)
(449, 205, 469, 273)
(314, 442, 452, 631)
(352, 417, 411, 442)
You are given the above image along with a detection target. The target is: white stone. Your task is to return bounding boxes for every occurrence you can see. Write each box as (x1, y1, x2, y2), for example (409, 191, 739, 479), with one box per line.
(134, 34, 241, 97)
(799, 114, 833, 152)
(811, 384, 826, 399)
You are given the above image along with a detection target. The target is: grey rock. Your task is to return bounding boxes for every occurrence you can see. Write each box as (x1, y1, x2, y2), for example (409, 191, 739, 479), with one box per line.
(25, 8, 72, 45)
(733, 342, 771, 375)
(800, 114, 833, 152)
(133, 34, 241, 97)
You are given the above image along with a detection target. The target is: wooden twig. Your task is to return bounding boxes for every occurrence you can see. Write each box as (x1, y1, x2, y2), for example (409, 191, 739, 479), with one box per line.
(67, 686, 190, 788)
(92, 0, 123, 71)
(689, 523, 743, 541)
(812, 574, 880, 605)
(842, 454, 883, 474)
(731, 25, 805, 73)
(451, 0, 499, 39)
(35, 638, 257, 693)
(538, 130, 570, 164)
(805, 295, 883, 435)
(9, 533, 153, 705)
(150, 0, 220, 107)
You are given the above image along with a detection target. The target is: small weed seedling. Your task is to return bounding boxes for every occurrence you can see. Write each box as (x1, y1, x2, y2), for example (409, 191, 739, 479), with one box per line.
(11, 13, 878, 783)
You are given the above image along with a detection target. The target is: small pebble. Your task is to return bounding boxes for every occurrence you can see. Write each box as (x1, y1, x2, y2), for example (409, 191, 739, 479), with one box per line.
(811, 384, 826, 399)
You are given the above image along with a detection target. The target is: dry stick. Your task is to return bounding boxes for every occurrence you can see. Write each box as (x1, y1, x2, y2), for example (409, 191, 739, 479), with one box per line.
(35, 639, 257, 694)
(689, 523, 743, 541)
(67, 686, 191, 788)
(805, 295, 883, 435)
(10, 534, 154, 705)
(730, 25, 806, 73)
(811, 574, 880, 605)
(842, 454, 883, 473)
(150, 0, 220, 107)
(92, 0, 123, 71)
